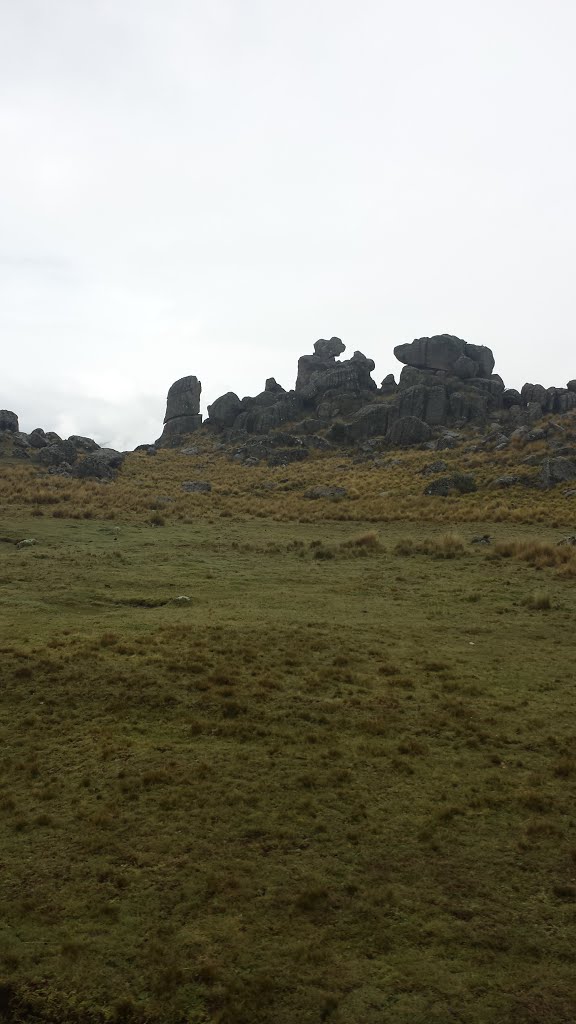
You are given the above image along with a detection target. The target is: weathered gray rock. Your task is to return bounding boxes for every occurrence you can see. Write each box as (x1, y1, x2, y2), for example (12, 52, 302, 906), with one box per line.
(503, 388, 522, 407)
(68, 435, 100, 452)
(0, 410, 18, 432)
(234, 393, 305, 434)
(242, 391, 278, 410)
(449, 391, 489, 423)
(159, 415, 202, 443)
(380, 373, 397, 393)
(344, 403, 390, 441)
(567, 380, 576, 393)
(490, 475, 521, 488)
(156, 375, 202, 445)
(453, 354, 477, 379)
(521, 383, 547, 406)
(469, 377, 505, 398)
(555, 391, 576, 414)
(206, 392, 243, 428)
(296, 340, 376, 396)
(420, 460, 448, 475)
(316, 390, 365, 420)
(525, 402, 543, 423)
(304, 485, 347, 500)
(28, 429, 48, 449)
(540, 457, 576, 489)
(265, 378, 286, 394)
(73, 448, 124, 480)
(44, 432, 62, 443)
(38, 441, 78, 467)
(314, 337, 346, 360)
(181, 480, 212, 493)
(164, 376, 201, 421)
(464, 343, 496, 377)
(267, 448, 309, 467)
(387, 416, 432, 447)
(398, 366, 435, 390)
(394, 335, 494, 379)
(424, 473, 477, 496)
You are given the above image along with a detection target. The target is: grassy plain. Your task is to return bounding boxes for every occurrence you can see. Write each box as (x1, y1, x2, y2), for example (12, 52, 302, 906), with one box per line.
(0, 445, 575, 1023)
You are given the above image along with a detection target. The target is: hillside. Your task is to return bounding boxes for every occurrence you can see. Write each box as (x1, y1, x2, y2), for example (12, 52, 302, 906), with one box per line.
(1, 334, 575, 1023)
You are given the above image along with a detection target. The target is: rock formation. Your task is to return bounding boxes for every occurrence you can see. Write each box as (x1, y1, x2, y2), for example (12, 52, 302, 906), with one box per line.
(154, 331, 575, 452)
(156, 375, 202, 446)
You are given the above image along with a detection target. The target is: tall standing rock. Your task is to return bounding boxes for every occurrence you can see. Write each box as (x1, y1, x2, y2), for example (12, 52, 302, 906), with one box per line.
(156, 376, 202, 446)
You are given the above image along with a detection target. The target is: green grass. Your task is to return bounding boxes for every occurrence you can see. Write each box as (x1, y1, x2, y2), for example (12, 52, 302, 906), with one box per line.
(0, 516, 575, 1023)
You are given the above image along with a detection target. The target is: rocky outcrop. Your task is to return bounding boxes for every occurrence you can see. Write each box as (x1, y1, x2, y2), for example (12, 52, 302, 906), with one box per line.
(148, 331, 576, 453)
(156, 376, 202, 446)
(0, 410, 19, 432)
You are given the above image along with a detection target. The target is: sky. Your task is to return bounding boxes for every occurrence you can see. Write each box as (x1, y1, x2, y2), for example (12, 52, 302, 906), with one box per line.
(1, 0, 575, 450)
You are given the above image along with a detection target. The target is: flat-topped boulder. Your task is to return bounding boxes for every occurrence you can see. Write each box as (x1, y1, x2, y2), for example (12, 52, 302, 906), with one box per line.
(394, 335, 495, 379)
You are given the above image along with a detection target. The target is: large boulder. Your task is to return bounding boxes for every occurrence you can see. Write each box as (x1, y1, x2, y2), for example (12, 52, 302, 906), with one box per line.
(553, 390, 576, 414)
(0, 410, 18, 432)
(396, 384, 447, 425)
(343, 403, 390, 441)
(394, 335, 494, 379)
(521, 383, 547, 406)
(73, 449, 124, 480)
(449, 391, 489, 424)
(68, 435, 100, 452)
(28, 429, 48, 449)
(540, 457, 576, 489)
(386, 416, 432, 447)
(38, 441, 78, 467)
(503, 388, 522, 408)
(567, 380, 576, 393)
(464, 343, 495, 378)
(206, 392, 243, 429)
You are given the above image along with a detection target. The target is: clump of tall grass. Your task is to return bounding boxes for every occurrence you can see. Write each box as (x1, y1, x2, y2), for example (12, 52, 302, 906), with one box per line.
(493, 539, 576, 574)
(394, 531, 466, 559)
(523, 590, 552, 610)
(339, 530, 383, 556)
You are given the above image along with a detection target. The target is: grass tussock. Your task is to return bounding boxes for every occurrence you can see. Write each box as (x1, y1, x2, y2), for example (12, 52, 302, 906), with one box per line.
(494, 538, 576, 575)
(395, 530, 466, 559)
(524, 589, 553, 610)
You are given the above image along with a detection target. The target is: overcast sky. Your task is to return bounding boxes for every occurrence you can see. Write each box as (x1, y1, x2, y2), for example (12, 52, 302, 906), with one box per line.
(1, 0, 575, 449)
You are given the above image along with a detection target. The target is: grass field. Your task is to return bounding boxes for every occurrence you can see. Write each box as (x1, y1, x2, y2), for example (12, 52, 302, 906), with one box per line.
(1, 448, 576, 1022)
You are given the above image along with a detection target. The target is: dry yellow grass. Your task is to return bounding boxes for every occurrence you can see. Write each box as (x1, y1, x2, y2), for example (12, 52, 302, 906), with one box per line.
(1, 431, 575, 530)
